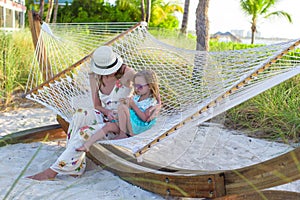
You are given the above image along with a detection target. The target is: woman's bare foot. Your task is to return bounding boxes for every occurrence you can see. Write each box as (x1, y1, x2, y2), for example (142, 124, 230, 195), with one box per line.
(26, 168, 57, 181)
(76, 144, 89, 152)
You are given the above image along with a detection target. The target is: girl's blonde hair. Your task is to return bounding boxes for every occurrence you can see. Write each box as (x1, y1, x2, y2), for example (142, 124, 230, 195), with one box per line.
(134, 70, 160, 102)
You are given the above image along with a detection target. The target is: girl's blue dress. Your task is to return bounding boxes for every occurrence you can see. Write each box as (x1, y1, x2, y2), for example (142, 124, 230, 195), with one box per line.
(130, 95, 157, 135)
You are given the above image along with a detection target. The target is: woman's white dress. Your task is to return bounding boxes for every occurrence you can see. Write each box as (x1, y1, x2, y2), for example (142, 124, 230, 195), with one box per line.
(50, 79, 132, 175)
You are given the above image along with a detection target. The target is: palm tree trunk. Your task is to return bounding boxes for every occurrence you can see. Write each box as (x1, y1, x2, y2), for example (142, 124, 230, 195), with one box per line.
(52, 0, 59, 23)
(141, 0, 145, 22)
(196, 0, 210, 51)
(193, 0, 210, 93)
(251, 18, 257, 44)
(146, 0, 151, 23)
(181, 0, 190, 35)
(46, 0, 54, 23)
(39, 0, 45, 19)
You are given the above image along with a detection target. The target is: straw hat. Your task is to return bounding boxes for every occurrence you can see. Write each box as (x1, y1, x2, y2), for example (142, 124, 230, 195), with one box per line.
(90, 46, 123, 75)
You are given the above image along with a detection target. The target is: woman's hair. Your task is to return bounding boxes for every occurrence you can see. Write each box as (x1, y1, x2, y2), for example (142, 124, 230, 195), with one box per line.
(134, 70, 160, 101)
(97, 64, 126, 87)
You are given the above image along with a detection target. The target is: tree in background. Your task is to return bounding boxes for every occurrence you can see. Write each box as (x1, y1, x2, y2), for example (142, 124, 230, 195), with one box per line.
(141, 0, 146, 21)
(240, 0, 292, 44)
(114, 0, 141, 22)
(146, 0, 151, 23)
(39, 0, 45, 18)
(150, 0, 183, 29)
(196, 0, 210, 51)
(180, 0, 190, 35)
(45, 0, 54, 23)
(25, 0, 182, 30)
(52, 0, 59, 23)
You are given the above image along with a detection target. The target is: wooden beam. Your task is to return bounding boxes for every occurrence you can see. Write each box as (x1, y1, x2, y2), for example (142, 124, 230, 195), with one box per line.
(225, 147, 300, 194)
(89, 143, 226, 198)
(214, 190, 300, 200)
(0, 124, 66, 147)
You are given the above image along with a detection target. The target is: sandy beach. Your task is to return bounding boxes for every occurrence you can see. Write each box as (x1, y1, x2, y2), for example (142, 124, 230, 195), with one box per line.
(1, 107, 300, 200)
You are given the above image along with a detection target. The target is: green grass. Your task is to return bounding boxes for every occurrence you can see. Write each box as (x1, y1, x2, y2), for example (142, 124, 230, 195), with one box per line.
(225, 75, 300, 142)
(0, 29, 34, 106)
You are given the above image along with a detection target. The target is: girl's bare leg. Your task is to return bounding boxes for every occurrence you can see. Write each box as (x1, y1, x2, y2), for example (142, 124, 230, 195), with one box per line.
(113, 104, 133, 140)
(117, 104, 129, 135)
(76, 123, 119, 152)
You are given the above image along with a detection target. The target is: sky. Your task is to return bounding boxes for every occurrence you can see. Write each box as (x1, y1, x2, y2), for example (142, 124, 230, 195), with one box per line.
(184, 0, 300, 39)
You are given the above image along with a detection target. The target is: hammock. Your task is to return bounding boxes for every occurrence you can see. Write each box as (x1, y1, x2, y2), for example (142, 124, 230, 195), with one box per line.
(24, 22, 300, 157)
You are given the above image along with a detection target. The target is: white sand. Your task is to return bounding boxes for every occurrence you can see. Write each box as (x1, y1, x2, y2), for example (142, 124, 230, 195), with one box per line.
(0, 107, 299, 199)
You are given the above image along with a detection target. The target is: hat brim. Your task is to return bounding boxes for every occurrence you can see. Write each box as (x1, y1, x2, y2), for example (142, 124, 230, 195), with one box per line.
(90, 56, 123, 75)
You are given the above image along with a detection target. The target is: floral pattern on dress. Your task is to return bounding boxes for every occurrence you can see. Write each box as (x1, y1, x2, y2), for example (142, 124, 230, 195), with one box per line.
(58, 161, 66, 168)
(67, 129, 72, 140)
(115, 79, 123, 93)
(79, 126, 95, 140)
(71, 159, 78, 166)
(75, 161, 85, 172)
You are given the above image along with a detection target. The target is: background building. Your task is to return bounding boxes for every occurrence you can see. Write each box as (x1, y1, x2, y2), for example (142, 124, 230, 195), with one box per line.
(0, 0, 26, 31)
(34, 0, 73, 6)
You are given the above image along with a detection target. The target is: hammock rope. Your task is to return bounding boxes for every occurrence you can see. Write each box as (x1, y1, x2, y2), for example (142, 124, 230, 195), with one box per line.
(24, 22, 300, 157)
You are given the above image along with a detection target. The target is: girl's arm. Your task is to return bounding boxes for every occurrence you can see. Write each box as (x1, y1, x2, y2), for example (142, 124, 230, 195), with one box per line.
(128, 98, 151, 122)
(146, 94, 161, 122)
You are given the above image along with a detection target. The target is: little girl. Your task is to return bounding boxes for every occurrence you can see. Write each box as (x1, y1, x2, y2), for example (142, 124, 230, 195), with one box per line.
(76, 70, 160, 152)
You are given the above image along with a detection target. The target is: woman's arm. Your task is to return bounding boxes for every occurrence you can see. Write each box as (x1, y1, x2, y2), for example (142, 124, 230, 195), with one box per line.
(89, 73, 111, 116)
(120, 67, 136, 87)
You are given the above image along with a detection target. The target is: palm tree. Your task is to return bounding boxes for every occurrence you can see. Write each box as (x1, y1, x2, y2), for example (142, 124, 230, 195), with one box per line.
(181, 0, 190, 35)
(240, 0, 292, 44)
(39, 0, 45, 19)
(52, 0, 59, 23)
(146, 0, 151, 23)
(141, 0, 146, 21)
(195, 0, 210, 51)
(45, 0, 54, 23)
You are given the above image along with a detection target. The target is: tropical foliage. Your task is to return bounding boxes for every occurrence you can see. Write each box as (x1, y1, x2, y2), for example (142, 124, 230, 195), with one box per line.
(25, 0, 183, 29)
(240, 0, 292, 44)
(149, 0, 183, 28)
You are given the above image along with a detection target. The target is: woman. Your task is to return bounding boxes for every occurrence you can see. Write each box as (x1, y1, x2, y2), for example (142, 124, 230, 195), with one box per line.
(27, 46, 159, 180)
(76, 70, 161, 152)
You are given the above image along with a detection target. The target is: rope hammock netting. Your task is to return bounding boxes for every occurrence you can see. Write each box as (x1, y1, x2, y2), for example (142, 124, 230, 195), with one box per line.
(24, 22, 300, 158)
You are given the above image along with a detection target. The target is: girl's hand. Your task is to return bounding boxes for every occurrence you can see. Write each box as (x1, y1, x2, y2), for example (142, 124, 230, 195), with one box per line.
(127, 97, 134, 107)
(146, 104, 161, 122)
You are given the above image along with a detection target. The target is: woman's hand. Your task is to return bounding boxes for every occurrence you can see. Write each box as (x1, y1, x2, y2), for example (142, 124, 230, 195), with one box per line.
(120, 97, 133, 107)
(105, 109, 117, 121)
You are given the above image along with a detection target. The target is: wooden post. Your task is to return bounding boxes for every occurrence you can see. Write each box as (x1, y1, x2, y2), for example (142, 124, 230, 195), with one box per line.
(28, 10, 51, 81)
(28, 11, 41, 50)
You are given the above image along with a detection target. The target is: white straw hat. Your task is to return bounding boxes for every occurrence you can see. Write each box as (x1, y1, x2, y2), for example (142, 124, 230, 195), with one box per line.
(90, 46, 123, 75)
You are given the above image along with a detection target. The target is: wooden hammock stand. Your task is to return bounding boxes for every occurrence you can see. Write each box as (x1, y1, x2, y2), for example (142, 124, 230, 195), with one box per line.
(12, 11, 299, 199)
